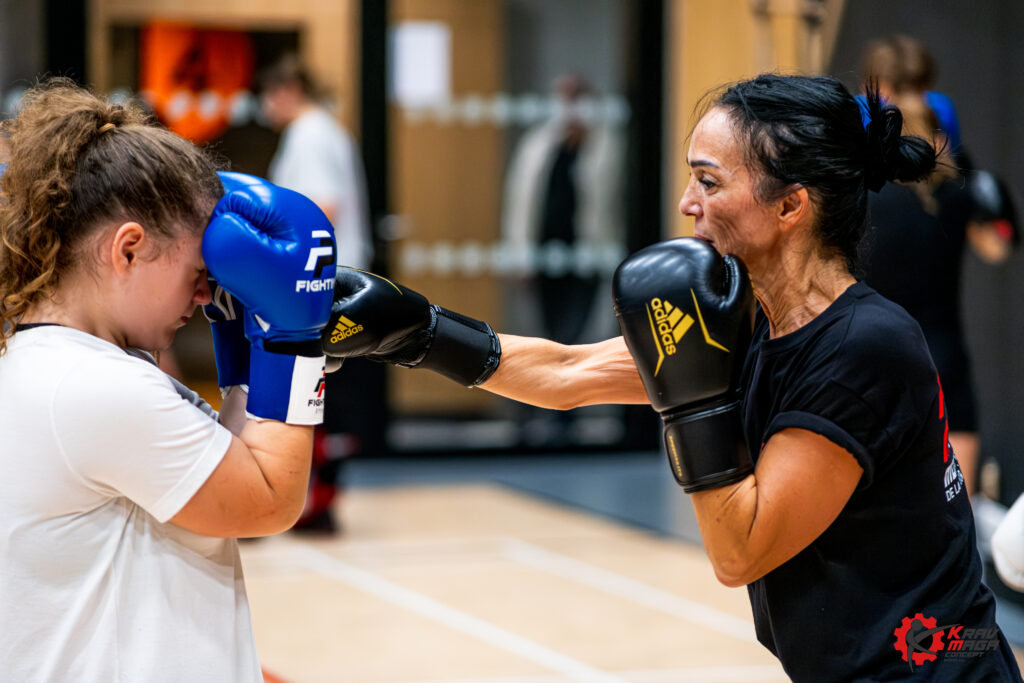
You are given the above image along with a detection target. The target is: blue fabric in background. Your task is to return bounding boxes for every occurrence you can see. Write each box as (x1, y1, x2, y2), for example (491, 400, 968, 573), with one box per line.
(854, 92, 963, 153)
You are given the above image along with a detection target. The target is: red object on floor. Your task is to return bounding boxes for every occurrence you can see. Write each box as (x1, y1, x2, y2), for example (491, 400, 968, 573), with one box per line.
(261, 666, 293, 683)
(293, 428, 358, 532)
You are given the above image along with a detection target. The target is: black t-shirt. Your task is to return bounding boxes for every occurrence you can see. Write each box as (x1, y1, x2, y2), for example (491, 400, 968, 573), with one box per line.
(862, 181, 973, 338)
(741, 282, 1021, 682)
(862, 182, 979, 431)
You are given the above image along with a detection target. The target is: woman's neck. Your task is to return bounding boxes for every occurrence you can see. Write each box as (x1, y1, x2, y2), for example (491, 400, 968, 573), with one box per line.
(21, 281, 125, 348)
(752, 249, 855, 338)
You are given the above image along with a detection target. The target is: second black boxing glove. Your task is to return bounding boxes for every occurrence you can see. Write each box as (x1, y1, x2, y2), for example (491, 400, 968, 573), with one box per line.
(613, 237, 755, 492)
(322, 268, 501, 387)
(967, 169, 1020, 247)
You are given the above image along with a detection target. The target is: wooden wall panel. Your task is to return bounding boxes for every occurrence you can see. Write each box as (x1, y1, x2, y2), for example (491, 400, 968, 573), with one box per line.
(665, 0, 847, 238)
(88, 0, 361, 134)
(388, 0, 503, 415)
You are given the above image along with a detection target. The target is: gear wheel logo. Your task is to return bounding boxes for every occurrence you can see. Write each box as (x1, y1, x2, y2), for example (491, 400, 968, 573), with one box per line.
(893, 613, 950, 670)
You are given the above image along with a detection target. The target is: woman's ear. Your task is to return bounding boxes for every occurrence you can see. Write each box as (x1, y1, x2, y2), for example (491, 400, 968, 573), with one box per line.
(777, 186, 812, 233)
(110, 222, 146, 275)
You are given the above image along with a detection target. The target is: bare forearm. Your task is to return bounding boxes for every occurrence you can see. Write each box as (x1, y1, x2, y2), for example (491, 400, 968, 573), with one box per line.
(218, 385, 249, 436)
(691, 477, 764, 587)
(689, 429, 863, 587)
(480, 334, 649, 410)
(170, 420, 314, 538)
(219, 389, 313, 512)
(238, 421, 314, 516)
(693, 478, 850, 589)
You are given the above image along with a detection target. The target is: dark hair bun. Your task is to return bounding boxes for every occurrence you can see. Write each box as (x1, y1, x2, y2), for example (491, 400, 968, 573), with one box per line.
(863, 88, 937, 191)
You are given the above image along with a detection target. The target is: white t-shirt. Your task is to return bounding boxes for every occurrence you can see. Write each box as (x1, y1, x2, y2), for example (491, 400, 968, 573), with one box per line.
(0, 325, 260, 682)
(269, 107, 373, 269)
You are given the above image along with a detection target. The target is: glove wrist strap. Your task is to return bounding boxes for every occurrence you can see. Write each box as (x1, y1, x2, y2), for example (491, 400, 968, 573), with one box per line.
(262, 338, 324, 357)
(417, 306, 502, 387)
(662, 398, 752, 493)
(209, 319, 251, 389)
(245, 346, 326, 425)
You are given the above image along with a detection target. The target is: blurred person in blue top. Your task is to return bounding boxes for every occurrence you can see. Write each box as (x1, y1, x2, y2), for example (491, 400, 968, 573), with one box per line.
(860, 35, 962, 161)
(859, 35, 1019, 499)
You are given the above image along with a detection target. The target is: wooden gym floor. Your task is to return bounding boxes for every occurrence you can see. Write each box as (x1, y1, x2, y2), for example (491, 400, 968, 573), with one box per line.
(242, 484, 790, 683)
(240, 451, 1024, 683)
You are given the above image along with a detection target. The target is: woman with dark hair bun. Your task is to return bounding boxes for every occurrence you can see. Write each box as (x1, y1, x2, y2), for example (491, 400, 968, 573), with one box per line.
(859, 39, 1019, 504)
(318, 73, 1023, 681)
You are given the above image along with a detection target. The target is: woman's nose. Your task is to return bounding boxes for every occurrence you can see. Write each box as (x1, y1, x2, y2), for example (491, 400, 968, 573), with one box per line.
(679, 178, 702, 217)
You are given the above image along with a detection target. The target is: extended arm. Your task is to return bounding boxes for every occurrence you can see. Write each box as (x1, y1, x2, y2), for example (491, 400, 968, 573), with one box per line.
(320, 267, 647, 410)
(482, 334, 648, 410)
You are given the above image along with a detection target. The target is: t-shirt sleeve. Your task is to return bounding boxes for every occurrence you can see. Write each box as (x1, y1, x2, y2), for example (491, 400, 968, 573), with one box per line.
(760, 313, 936, 487)
(765, 379, 883, 483)
(51, 355, 232, 522)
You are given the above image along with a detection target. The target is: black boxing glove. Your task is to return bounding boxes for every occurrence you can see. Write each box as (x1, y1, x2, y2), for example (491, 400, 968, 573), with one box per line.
(967, 169, 1020, 246)
(613, 238, 755, 492)
(322, 268, 501, 387)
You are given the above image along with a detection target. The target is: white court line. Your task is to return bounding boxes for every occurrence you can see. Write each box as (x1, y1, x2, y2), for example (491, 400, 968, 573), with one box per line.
(289, 544, 629, 683)
(501, 539, 761, 645)
(614, 666, 787, 681)
(391, 664, 787, 683)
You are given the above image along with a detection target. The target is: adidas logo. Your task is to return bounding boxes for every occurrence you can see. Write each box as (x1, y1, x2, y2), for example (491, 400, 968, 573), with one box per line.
(644, 290, 731, 376)
(329, 316, 364, 344)
(646, 297, 694, 375)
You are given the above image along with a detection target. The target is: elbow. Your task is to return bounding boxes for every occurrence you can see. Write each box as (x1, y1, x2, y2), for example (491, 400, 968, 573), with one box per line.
(542, 368, 589, 411)
(259, 498, 307, 536)
(517, 397, 578, 412)
(274, 507, 307, 536)
(233, 495, 307, 538)
(707, 552, 765, 588)
(544, 395, 584, 412)
(712, 564, 754, 588)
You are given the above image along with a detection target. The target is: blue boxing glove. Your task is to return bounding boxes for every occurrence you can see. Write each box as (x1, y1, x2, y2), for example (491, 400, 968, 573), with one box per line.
(203, 172, 337, 424)
(201, 172, 263, 391)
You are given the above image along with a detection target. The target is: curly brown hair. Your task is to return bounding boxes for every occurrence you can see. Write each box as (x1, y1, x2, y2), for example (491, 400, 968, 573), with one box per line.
(0, 77, 223, 354)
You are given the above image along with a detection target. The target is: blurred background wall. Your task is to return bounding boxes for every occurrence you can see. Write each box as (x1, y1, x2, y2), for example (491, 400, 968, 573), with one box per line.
(0, 0, 45, 92)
